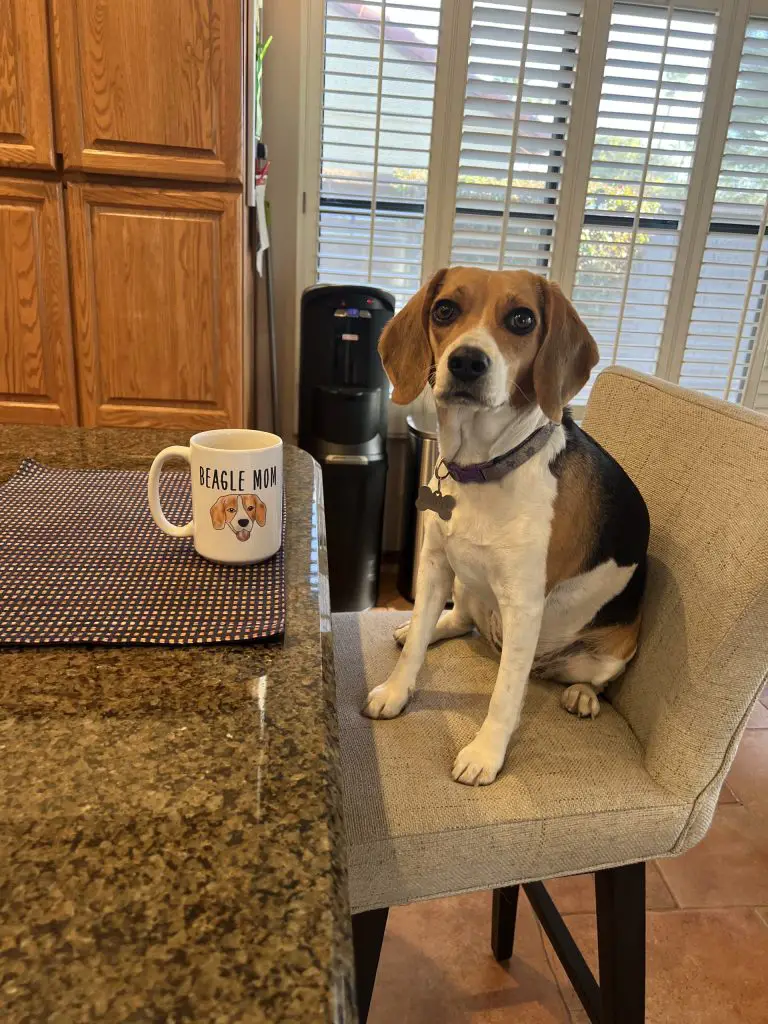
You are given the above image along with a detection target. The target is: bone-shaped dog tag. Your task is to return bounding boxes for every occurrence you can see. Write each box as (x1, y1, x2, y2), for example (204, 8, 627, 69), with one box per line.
(415, 485, 456, 521)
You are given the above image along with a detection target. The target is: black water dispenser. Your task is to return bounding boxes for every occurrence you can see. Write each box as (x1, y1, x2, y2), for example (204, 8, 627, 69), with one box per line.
(299, 284, 394, 611)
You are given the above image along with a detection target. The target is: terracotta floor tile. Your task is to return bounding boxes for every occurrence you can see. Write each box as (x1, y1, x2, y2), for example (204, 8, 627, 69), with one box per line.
(656, 805, 768, 907)
(543, 908, 768, 1024)
(726, 731, 768, 807)
(543, 862, 676, 915)
(747, 699, 768, 729)
(718, 782, 740, 805)
(369, 892, 569, 1023)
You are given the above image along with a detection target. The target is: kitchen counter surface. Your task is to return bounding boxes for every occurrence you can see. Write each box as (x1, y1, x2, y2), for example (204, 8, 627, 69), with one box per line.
(0, 426, 353, 1023)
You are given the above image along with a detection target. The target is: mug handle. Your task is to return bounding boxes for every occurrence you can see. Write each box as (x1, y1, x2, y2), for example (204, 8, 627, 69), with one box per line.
(148, 446, 195, 538)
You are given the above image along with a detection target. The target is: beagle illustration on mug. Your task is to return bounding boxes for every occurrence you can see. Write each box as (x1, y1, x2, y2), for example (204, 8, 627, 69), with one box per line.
(148, 430, 283, 564)
(210, 493, 267, 541)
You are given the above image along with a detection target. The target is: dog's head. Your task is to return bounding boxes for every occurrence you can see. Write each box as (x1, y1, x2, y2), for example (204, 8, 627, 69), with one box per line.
(378, 267, 599, 423)
(210, 494, 267, 541)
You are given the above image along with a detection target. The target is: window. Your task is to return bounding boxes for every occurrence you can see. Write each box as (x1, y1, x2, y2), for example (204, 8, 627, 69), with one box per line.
(680, 17, 768, 404)
(572, 3, 715, 391)
(307, 0, 768, 415)
(451, 1, 582, 273)
(316, 0, 442, 310)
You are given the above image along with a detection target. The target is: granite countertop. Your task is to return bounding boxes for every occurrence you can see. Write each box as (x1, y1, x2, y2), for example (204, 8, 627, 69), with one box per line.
(0, 426, 353, 1023)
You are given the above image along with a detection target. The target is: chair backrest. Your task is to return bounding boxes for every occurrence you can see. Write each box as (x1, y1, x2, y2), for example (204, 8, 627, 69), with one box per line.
(583, 367, 768, 798)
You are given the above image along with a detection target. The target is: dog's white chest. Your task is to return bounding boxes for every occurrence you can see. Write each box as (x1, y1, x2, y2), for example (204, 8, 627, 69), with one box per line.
(443, 529, 494, 600)
(435, 458, 557, 600)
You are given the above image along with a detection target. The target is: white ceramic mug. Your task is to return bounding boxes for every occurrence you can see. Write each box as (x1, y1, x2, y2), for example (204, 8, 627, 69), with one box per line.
(148, 429, 283, 564)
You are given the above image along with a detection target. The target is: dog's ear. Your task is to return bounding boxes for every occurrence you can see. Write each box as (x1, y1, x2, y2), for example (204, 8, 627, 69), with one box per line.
(378, 268, 447, 405)
(210, 495, 231, 530)
(244, 493, 267, 528)
(533, 279, 599, 423)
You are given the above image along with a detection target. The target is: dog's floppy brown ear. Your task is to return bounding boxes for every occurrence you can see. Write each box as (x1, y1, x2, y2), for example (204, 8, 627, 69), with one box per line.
(533, 280, 599, 423)
(378, 268, 447, 405)
(210, 495, 232, 530)
(244, 493, 267, 528)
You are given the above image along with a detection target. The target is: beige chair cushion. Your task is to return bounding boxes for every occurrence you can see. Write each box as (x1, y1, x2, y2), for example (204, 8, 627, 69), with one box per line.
(335, 611, 689, 914)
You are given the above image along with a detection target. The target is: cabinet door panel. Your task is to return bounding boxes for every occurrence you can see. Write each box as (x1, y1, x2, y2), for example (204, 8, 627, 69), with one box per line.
(0, 180, 77, 425)
(0, 0, 55, 168)
(67, 184, 242, 428)
(52, 0, 242, 182)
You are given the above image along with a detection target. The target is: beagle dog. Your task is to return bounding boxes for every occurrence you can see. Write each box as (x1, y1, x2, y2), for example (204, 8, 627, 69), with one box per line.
(366, 267, 649, 786)
(210, 493, 267, 541)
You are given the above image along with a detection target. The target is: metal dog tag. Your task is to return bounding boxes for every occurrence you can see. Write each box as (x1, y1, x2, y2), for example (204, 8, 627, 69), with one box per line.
(415, 484, 455, 521)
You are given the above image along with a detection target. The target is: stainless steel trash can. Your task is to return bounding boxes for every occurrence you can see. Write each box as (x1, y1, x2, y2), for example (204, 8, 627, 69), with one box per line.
(397, 415, 438, 602)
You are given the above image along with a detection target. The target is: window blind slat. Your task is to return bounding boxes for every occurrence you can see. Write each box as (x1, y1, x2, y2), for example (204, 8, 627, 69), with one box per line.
(471, 5, 581, 32)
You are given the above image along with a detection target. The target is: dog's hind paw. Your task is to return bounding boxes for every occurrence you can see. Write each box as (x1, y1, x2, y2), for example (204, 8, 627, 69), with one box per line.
(393, 621, 410, 646)
(561, 683, 601, 719)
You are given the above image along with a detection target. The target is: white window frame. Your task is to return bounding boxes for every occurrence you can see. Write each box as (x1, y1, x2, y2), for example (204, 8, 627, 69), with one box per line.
(295, 0, 768, 434)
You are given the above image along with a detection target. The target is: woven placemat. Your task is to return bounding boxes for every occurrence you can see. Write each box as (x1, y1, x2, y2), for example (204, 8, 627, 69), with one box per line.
(0, 460, 285, 646)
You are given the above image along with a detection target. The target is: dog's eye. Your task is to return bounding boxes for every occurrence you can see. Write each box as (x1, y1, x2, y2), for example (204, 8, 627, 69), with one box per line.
(227, 506, 236, 513)
(505, 307, 536, 335)
(431, 299, 460, 325)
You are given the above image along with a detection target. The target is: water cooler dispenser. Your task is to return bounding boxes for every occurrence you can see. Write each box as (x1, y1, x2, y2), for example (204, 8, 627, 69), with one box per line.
(299, 284, 395, 611)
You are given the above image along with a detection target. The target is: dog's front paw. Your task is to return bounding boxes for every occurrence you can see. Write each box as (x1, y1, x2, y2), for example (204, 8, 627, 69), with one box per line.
(561, 683, 601, 719)
(452, 737, 506, 786)
(393, 621, 410, 646)
(362, 681, 410, 720)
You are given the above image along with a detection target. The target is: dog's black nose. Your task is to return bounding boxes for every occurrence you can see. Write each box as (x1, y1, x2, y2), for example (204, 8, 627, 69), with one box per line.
(237, 518, 249, 528)
(448, 346, 490, 383)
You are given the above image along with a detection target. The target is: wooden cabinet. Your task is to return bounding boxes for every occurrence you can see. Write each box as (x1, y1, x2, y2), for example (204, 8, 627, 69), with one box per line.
(51, 0, 243, 182)
(0, 0, 56, 168)
(1, 3, 249, 431)
(0, 180, 78, 425)
(66, 183, 243, 429)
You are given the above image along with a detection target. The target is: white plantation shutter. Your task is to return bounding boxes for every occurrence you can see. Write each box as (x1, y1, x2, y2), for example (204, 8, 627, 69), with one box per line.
(316, 0, 441, 309)
(451, 0, 583, 274)
(308, 1, 768, 416)
(680, 17, 768, 402)
(571, 3, 716, 393)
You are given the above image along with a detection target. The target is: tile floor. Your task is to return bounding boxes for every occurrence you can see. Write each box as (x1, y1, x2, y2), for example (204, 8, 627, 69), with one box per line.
(369, 565, 768, 1022)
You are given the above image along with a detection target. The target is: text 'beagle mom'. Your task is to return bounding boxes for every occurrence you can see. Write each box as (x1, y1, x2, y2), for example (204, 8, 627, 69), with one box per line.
(199, 465, 279, 493)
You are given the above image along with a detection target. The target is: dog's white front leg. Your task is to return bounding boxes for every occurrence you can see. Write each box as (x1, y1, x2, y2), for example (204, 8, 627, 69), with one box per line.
(363, 525, 453, 720)
(452, 596, 544, 785)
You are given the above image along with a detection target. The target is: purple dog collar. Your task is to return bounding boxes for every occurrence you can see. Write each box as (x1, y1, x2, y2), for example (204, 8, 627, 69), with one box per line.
(444, 422, 558, 484)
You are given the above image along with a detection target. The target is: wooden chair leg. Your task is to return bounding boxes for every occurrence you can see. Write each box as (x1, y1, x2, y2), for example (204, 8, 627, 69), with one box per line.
(491, 886, 519, 962)
(595, 862, 646, 1024)
(352, 907, 388, 1024)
